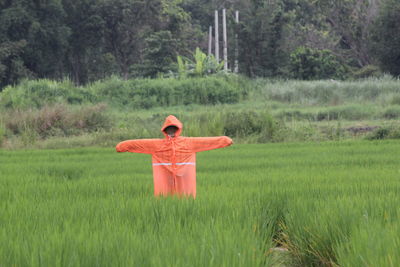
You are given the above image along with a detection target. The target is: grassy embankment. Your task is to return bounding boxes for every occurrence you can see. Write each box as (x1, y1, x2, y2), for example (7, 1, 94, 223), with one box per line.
(1, 141, 400, 266)
(0, 75, 400, 148)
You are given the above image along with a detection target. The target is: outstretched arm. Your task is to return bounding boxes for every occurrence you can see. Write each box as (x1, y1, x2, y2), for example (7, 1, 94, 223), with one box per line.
(116, 139, 162, 154)
(188, 136, 233, 152)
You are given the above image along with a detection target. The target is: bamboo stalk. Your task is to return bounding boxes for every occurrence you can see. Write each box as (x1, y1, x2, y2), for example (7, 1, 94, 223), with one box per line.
(222, 8, 228, 71)
(208, 26, 213, 56)
(215, 10, 219, 63)
(234, 10, 239, 73)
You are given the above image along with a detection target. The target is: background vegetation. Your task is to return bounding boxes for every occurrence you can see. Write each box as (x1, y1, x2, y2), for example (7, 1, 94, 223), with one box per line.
(0, 75, 399, 149)
(2, 1, 400, 266)
(1, 0, 399, 89)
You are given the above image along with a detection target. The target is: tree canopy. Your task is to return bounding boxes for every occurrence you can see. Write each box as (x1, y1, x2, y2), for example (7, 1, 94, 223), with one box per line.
(0, 0, 398, 89)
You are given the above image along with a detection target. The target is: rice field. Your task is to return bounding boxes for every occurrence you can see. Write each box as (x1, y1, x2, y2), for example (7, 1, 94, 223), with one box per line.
(1, 140, 400, 266)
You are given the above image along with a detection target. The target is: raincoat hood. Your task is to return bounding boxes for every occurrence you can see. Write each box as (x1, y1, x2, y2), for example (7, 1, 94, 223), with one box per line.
(161, 115, 183, 137)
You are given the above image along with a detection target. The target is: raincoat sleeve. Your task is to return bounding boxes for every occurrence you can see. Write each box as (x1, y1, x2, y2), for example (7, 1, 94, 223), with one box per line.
(188, 136, 233, 152)
(116, 139, 161, 154)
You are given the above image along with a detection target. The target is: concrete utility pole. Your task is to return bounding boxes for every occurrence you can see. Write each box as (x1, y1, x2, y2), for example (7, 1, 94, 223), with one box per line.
(214, 10, 219, 63)
(234, 10, 239, 73)
(208, 26, 213, 56)
(222, 8, 228, 71)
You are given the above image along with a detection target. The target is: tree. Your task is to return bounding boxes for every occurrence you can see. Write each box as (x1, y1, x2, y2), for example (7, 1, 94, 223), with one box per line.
(0, 40, 31, 89)
(0, 0, 71, 85)
(371, 0, 400, 76)
(99, 0, 163, 79)
(132, 31, 178, 77)
(289, 46, 346, 80)
(237, 0, 289, 77)
(0, 0, 395, 86)
(319, 0, 380, 67)
(62, 0, 107, 84)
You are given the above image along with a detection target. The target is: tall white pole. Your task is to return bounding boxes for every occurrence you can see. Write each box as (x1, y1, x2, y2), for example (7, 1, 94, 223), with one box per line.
(222, 8, 228, 71)
(208, 26, 213, 56)
(234, 10, 239, 73)
(214, 10, 219, 63)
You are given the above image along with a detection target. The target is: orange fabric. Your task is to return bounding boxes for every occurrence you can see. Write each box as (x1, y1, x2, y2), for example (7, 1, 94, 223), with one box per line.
(116, 115, 233, 198)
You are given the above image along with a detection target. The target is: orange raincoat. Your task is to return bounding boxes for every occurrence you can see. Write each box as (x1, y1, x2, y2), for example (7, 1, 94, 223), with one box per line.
(116, 115, 233, 198)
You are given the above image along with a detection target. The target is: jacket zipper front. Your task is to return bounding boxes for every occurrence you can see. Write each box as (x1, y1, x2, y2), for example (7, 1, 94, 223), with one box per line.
(170, 137, 177, 192)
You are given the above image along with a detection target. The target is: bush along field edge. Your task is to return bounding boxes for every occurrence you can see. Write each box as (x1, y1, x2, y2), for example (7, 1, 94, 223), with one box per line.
(0, 75, 400, 149)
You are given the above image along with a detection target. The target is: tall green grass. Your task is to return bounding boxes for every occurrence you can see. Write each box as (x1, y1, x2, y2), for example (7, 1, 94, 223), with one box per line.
(255, 75, 400, 105)
(2, 76, 399, 110)
(0, 75, 248, 110)
(1, 141, 400, 266)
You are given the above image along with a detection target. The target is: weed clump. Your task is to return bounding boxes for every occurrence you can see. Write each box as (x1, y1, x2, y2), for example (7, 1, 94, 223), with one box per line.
(366, 126, 400, 140)
(4, 103, 112, 140)
(382, 106, 400, 119)
(223, 111, 277, 142)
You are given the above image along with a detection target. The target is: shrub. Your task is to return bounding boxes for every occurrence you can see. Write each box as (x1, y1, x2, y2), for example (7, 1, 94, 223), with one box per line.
(0, 79, 95, 109)
(277, 106, 372, 122)
(390, 95, 400, 105)
(366, 126, 400, 140)
(71, 104, 112, 132)
(0, 76, 248, 110)
(89, 75, 248, 109)
(316, 106, 372, 121)
(289, 47, 347, 80)
(352, 65, 382, 79)
(382, 106, 400, 119)
(223, 111, 278, 142)
(4, 103, 112, 139)
(275, 110, 312, 121)
(224, 111, 263, 137)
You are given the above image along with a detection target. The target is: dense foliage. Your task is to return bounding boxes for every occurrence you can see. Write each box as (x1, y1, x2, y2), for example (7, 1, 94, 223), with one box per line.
(289, 46, 347, 80)
(0, 76, 248, 109)
(0, 0, 399, 89)
(370, 0, 400, 76)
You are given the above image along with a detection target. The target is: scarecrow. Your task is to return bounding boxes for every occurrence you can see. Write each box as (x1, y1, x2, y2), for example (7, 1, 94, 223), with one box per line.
(116, 115, 233, 198)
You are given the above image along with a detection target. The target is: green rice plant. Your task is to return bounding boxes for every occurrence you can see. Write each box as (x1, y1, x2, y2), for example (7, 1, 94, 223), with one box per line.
(2, 141, 400, 266)
(335, 221, 400, 266)
(0, 146, 278, 266)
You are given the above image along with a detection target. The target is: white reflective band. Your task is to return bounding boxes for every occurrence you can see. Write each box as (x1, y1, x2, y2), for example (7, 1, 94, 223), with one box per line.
(152, 162, 195, 166)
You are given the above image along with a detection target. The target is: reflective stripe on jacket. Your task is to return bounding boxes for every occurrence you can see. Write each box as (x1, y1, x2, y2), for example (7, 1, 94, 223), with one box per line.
(116, 115, 233, 198)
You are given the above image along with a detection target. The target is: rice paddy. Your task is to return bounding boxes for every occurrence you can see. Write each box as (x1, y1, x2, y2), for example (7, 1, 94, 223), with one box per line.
(1, 140, 400, 266)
